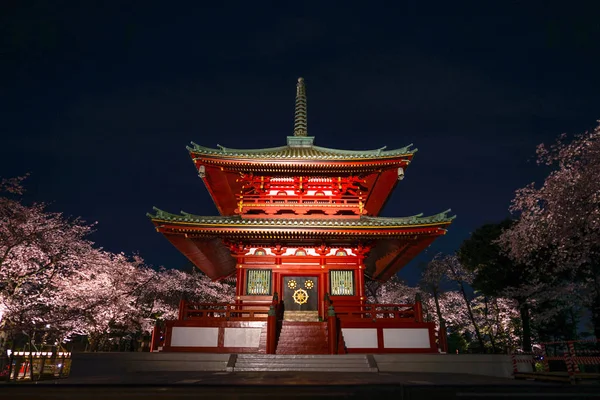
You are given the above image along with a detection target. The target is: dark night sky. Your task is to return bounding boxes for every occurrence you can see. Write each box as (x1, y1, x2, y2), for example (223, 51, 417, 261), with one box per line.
(2, 2, 599, 285)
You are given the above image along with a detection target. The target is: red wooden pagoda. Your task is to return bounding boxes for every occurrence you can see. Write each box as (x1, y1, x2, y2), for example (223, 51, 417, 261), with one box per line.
(148, 78, 454, 354)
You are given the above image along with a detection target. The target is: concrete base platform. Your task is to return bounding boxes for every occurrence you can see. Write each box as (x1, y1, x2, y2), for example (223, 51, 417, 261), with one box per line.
(70, 352, 527, 379)
(4, 371, 597, 400)
(375, 353, 524, 378)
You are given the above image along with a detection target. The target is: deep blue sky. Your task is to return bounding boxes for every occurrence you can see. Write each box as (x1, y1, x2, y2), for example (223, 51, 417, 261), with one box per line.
(2, 2, 599, 285)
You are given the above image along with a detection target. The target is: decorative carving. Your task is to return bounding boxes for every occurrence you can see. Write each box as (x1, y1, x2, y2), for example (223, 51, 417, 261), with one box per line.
(294, 248, 307, 256)
(287, 280, 297, 289)
(304, 280, 314, 290)
(292, 288, 309, 305)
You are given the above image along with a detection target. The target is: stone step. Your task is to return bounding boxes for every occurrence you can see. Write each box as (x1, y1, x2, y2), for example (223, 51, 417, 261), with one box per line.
(235, 360, 368, 366)
(234, 366, 377, 372)
(279, 324, 326, 328)
(276, 351, 329, 355)
(278, 328, 326, 331)
(233, 354, 378, 372)
(237, 354, 369, 359)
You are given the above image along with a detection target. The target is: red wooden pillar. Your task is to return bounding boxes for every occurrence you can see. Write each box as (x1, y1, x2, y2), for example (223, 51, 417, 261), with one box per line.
(177, 299, 186, 320)
(327, 305, 337, 354)
(150, 324, 160, 352)
(233, 245, 246, 300)
(414, 300, 423, 322)
(320, 271, 327, 320)
(357, 265, 365, 301)
(236, 265, 244, 298)
(356, 246, 366, 303)
(266, 305, 277, 354)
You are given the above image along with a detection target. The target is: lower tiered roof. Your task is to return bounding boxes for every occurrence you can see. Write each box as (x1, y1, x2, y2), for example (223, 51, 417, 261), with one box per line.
(147, 208, 455, 281)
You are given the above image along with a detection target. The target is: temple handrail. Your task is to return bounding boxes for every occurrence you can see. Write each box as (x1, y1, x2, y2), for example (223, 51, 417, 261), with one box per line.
(334, 303, 417, 320)
(181, 302, 272, 320)
(237, 193, 363, 206)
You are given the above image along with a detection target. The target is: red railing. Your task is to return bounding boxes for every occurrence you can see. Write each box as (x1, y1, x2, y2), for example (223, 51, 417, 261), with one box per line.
(236, 193, 365, 216)
(335, 303, 419, 321)
(178, 301, 272, 320)
(238, 193, 362, 205)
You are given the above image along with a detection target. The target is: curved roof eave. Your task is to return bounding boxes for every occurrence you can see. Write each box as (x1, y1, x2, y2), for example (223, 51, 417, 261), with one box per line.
(147, 207, 456, 228)
(186, 141, 417, 161)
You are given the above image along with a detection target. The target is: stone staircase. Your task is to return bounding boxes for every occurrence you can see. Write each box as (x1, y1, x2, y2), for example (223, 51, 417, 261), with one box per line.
(276, 321, 328, 354)
(232, 354, 378, 372)
(256, 324, 268, 354)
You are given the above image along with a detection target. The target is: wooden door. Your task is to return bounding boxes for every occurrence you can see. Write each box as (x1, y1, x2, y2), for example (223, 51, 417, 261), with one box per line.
(282, 276, 318, 311)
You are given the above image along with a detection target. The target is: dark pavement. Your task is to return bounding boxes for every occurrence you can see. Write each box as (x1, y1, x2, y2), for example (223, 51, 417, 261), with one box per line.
(2, 371, 600, 399)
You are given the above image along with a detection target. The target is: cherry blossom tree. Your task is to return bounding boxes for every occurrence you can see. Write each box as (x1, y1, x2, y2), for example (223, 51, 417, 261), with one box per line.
(147, 267, 236, 322)
(0, 176, 236, 354)
(54, 251, 158, 351)
(0, 177, 98, 354)
(499, 122, 600, 339)
(459, 219, 535, 351)
(366, 275, 417, 304)
(420, 254, 489, 351)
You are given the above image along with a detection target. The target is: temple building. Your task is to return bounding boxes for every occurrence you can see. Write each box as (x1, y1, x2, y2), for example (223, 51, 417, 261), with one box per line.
(147, 78, 454, 354)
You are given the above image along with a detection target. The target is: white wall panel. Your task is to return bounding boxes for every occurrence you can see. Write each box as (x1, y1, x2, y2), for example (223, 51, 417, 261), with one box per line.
(341, 328, 378, 348)
(223, 328, 262, 348)
(171, 327, 219, 347)
(383, 328, 430, 348)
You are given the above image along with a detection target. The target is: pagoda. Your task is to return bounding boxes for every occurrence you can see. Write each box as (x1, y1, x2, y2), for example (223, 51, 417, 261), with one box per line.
(148, 78, 454, 354)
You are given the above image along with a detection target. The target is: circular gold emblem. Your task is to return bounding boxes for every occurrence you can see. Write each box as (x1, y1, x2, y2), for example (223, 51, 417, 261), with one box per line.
(287, 280, 297, 289)
(292, 289, 309, 305)
(305, 280, 314, 290)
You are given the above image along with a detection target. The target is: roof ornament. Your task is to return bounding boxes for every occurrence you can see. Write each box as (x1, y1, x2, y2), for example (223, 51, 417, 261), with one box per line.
(293, 77, 308, 137)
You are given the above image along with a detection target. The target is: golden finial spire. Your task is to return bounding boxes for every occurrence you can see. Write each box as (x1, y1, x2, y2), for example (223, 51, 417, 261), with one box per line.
(293, 77, 307, 137)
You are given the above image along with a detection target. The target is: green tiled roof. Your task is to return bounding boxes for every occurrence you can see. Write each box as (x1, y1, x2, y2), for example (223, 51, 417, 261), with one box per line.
(187, 140, 416, 161)
(147, 207, 455, 227)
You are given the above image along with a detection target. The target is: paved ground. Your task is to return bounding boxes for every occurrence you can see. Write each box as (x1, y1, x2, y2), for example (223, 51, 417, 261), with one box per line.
(56, 370, 549, 385)
(2, 371, 600, 399)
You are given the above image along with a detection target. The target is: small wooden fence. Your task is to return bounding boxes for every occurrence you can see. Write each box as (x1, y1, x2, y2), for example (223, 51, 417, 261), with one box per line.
(513, 339, 600, 384)
(1, 351, 71, 382)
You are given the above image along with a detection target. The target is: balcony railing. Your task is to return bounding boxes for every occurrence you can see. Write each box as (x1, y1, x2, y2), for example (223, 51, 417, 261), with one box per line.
(179, 302, 272, 320)
(334, 303, 421, 321)
(236, 193, 365, 216)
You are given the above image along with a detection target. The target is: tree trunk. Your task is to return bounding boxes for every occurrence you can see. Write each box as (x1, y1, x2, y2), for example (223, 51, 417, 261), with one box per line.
(432, 289, 445, 330)
(28, 332, 34, 381)
(0, 329, 8, 357)
(483, 297, 498, 353)
(458, 281, 486, 352)
(518, 299, 532, 352)
(88, 332, 100, 352)
(591, 296, 600, 342)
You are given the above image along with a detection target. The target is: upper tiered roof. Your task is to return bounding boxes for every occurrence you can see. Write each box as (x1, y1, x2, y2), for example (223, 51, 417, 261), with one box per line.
(188, 141, 416, 161)
(189, 77, 415, 164)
